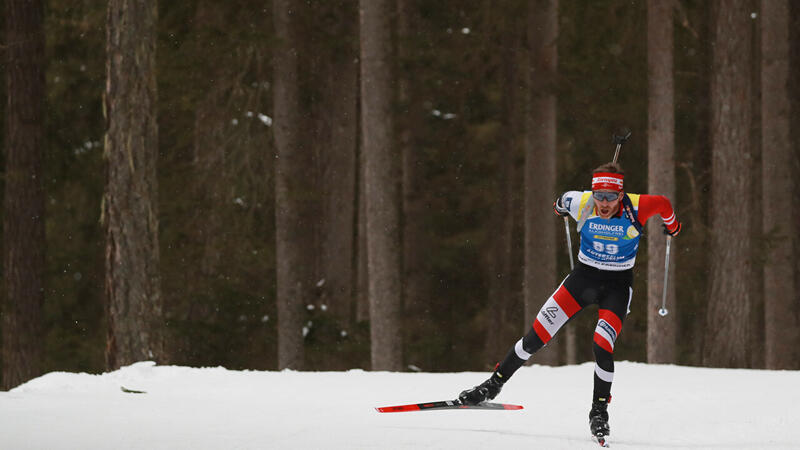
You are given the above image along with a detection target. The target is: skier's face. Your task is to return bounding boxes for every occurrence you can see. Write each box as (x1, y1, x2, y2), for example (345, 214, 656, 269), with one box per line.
(594, 190, 622, 219)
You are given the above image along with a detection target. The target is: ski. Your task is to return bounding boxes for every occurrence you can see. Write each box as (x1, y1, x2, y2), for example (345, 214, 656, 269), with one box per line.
(375, 400, 523, 413)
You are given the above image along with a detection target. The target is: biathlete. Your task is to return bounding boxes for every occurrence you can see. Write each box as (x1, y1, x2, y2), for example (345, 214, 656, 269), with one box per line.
(458, 162, 682, 445)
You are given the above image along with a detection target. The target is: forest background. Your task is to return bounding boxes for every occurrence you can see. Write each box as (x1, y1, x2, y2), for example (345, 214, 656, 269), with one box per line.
(2, 0, 799, 390)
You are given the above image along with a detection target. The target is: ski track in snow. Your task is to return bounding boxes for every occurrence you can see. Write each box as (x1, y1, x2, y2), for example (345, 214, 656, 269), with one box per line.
(1, 361, 798, 450)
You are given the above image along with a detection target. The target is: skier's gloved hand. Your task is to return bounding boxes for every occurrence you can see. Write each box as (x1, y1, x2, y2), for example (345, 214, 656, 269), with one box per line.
(553, 197, 569, 217)
(663, 221, 682, 237)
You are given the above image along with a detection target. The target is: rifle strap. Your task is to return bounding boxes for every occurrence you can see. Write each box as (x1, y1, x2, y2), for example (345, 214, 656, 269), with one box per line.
(621, 194, 644, 235)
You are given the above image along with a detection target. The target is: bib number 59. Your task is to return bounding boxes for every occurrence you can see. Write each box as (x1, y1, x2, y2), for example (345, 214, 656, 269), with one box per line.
(593, 242, 619, 255)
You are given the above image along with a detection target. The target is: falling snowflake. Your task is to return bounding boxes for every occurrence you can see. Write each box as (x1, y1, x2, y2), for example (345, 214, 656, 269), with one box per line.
(258, 113, 272, 126)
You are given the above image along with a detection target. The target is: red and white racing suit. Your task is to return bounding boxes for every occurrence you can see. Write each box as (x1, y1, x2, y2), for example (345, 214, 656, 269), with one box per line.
(495, 192, 680, 401)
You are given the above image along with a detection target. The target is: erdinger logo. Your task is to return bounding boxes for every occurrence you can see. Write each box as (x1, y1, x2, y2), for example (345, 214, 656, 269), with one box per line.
(588, 223, 624, 233)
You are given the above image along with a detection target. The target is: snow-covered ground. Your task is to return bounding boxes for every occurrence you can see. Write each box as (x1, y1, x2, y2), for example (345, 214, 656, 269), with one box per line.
(1, 361, 797, 449)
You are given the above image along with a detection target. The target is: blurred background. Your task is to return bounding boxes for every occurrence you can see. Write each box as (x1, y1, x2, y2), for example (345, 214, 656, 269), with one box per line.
(2, 0, 798, 389)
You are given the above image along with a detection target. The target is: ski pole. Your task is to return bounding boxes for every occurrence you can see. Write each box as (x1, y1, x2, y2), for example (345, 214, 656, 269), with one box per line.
(564, 216, 574, 270)
(659, 235, 672, 316)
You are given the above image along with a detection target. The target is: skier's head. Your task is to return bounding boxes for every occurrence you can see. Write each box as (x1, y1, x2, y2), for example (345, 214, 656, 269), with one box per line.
(592, 163, 624, 219)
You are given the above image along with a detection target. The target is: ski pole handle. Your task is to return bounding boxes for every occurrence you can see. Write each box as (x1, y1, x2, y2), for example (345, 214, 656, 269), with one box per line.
(564, 216, 574, 270)
(659, 235, 672, 317)
(611, 128, 631, 164)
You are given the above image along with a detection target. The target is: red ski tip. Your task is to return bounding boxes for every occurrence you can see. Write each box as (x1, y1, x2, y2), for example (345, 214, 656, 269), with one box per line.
(375, 404, 421, 413)
(503, 404, 523, 410)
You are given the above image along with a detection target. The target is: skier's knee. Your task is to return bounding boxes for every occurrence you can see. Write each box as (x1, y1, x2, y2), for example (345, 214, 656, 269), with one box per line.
(592, 341, 614, 371)
(593, 309, 622, 354)
(520, 326, 545, 356)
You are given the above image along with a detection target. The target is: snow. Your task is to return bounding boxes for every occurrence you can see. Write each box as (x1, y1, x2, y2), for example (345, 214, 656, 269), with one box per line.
(1, 361, 797, 449)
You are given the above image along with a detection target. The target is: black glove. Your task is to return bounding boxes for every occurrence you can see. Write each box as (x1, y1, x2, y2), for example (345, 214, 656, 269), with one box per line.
(663, 222, 682, 237)
(553, 197, 569, 217)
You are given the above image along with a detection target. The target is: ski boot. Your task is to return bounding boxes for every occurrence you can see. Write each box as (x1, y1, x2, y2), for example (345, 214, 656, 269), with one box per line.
(458, 372, 504, 405)
(589, 397, 611, 447)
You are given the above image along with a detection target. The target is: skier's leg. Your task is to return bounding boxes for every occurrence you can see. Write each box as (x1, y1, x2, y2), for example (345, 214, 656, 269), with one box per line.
(589, 285, 632, 439)
(458, 271, 589, 404)
(591, 287, 630, 400)
(496, 282, 584, 378)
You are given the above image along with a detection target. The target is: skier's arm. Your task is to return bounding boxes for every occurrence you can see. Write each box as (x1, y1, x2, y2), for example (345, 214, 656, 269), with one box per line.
(553, 191, 586, 222)
(636, 194, 682, 235)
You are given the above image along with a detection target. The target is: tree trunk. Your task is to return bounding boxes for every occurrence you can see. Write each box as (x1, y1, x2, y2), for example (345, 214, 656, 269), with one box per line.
(761, 0, 799, 369)
(792, 0, 800, 370)
(749, 0, 764, 371)
(356, 155, 370, 323)
(2, 0, 46, 389)
(703, 0, 753, 368)
(317, 0, 359, 328)
(646, 0, 677, 364)
(397, 0, 435, 369)
(485, 19, 520, 362)
(360, 0, 403, 371)
(104, 0, 165, 369)
(274, 0, 314, 370)
(524, 0, 559, 366)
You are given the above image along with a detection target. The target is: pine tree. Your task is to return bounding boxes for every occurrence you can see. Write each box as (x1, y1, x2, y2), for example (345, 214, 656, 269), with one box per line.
(646, 0, 677, 363)
(103, 0, 166, 369)
(2, 0, 46, 389)
(703, 0, 753, 368)
(485, 3, 525, 363)
(273, 0, 315, 370)
(760, 0, 799, 369)
(524, 0, 560, 365)
(360, 0, 403, 371)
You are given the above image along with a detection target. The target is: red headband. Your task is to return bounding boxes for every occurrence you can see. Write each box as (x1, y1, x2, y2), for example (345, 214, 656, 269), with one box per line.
(592, 172, 624, 192)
